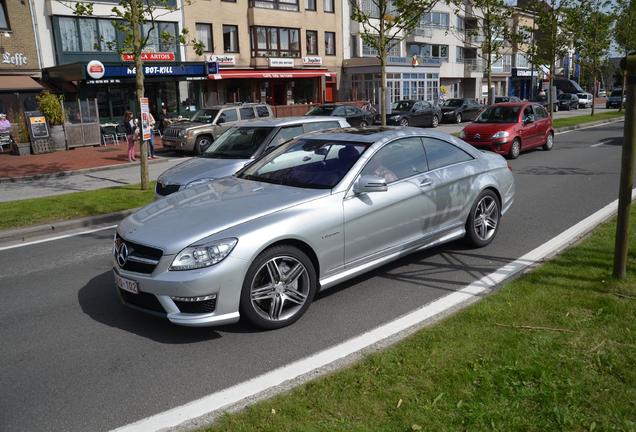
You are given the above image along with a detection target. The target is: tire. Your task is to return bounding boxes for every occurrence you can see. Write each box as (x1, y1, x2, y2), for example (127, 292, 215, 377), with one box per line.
(194, 135, 212, 155)
(399, 118, 409, 127)
(455, 113, 462, 124)
(554, 105, 558, 112)
(360, 120, 369, 128)
(465, 189, 501, 248)
(508, 138, 521, 159)
(543, 132, 554, 151)
(239, 245, 318, 330)
(431, 115, 439, 128)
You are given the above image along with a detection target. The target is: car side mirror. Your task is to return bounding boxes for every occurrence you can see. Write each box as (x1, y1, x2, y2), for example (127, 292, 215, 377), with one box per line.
(353, 175, 388, 194)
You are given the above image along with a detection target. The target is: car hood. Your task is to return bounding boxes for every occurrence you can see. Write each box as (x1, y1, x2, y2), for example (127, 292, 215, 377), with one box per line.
(441, 106, 459, 113)
(165, 121, 208, 131)
(118, 177, 328, 254)
(387, 110, 410, 117)
(463, 122, 517, 137)
(157, 157, 250, 186)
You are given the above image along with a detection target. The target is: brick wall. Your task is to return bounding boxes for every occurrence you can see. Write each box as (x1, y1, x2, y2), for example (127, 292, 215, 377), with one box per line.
(0, 0, 39, 75)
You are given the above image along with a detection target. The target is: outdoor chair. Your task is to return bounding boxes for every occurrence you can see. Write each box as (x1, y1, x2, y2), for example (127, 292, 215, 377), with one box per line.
(115, 124, 127, 144)
(102, 133, 117, 146)
(0, 132, 12, 152)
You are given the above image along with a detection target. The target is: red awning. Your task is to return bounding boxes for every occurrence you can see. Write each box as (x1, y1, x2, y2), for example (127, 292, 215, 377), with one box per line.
(209, 69, 335, 80)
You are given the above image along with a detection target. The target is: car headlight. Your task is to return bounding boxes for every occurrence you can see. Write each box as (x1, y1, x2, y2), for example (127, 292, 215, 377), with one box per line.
(178, 130, 187, 137)
(184, 178, 214, 189)
(492, 131, 510, 139)
(459, 130, 465, 138)
(390, 115, 400, 120)
(170, 238, 238, 271)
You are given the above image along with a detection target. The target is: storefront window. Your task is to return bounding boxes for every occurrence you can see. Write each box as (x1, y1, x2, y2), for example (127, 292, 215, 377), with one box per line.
(293, 79, 316, 104)
(179, 81, 200, 113)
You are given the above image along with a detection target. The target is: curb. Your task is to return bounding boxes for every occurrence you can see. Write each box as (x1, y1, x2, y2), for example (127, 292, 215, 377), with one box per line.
(0, 152, 176, 184)
(0, 116, 625, 247)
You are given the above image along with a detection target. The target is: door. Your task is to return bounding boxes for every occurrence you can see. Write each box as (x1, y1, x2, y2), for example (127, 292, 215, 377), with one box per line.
(532, 104, 550, 147)
(343, 137, 433, 267)
(346, 106, 366, 126)
(519, 105, 538, 148)
(411, 101, 429, 126)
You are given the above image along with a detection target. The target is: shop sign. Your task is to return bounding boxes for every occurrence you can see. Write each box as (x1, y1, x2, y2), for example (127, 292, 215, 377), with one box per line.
(103, 64, 206, 78)
(2, 51, 28, 67)
(302, 56, 322, 66)
(512, 68, 533, 77)
(206, 54, 236, 66)
(121, 52, 176, 62)
(269, 58, 294, 68)
(25, 112, 49, 140)
(87, 79, 121, 85)
(86, 60, 106, 79)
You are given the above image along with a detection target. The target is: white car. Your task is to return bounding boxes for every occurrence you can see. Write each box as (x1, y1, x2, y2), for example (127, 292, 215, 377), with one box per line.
(577, 93, 593, 108)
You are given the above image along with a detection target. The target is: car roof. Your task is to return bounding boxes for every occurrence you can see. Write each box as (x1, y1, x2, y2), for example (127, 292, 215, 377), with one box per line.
(300, 126, 477, 146)
(490, 102, 531, 107)
(235, 116, 347, 127)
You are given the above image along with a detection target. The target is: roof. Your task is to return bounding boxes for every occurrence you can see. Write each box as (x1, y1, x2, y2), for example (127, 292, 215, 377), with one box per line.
(235, 116, 348, 127)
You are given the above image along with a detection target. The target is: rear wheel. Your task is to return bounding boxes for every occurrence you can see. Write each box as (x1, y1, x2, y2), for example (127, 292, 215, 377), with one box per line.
(359, 120, 369, 128)
(455, 113, 463, 124)
(465, 190, 501, 248)
(431, 115, 439, 128)
(399, 118, 409, 127)
(240, 245, 318, 330)
(194, 135, 212, 155)
(508, 138, 521, 159)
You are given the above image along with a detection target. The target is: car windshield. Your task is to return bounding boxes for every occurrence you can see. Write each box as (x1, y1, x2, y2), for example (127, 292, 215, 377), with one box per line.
(474, 106, 521, 123)
(237, 138, 369, 189)
(494, 97, 508, 103)
(190, 109, 220, 123)
(611, 90, 622, 97)
(306, 106, 335, 116)
(442, 99, 463, 107)
(202, 126, 274, 159)
(558, 94, 572, 100)
(391, 101, 414, 111)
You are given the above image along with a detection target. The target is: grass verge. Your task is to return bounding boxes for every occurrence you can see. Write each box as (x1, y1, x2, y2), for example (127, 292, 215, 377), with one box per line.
(553, 110, 624, 129)
(0, 182, 155, 230)
(207, 207, 636, 432)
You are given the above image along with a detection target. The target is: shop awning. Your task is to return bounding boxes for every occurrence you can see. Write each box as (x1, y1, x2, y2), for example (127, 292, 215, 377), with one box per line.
(0, 75, 44, 91)
(209, 69, 335, 80)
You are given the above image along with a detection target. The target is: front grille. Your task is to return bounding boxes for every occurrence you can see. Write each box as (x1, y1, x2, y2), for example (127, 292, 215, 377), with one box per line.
(115, 234, 163, 274)
(156, 182, 181, 196)
(174, 298, 217, 314)
(163, 128, 181, 139)
(119, 289, 166, 315)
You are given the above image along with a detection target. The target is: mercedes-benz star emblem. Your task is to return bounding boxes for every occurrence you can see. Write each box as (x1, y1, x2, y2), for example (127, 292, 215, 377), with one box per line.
(116, 242, 129, 267)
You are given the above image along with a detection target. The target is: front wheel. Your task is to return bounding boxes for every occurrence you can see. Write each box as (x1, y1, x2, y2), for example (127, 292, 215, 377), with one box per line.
(431, 115, 439, 128)
(508, 138, 521, 159)
(240, 245, 318, 330)
(543, 132, 554, 151)
(359, 120, 369, 128)
(455, 113, 463, 124)
(465, 190, 501, 248)
(399, 118, 409, 127)
(194, 135, 212, 155)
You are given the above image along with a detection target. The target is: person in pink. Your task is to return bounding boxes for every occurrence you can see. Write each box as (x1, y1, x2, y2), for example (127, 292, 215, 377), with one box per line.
(123, 111, 137, 162)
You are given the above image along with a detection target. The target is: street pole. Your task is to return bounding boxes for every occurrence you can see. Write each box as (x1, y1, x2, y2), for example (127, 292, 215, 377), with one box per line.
(613, 52, 636, 279)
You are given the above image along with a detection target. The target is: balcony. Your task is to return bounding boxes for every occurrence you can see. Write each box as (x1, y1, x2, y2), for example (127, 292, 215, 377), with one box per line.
(463, 58, 483, 73)
(492, 64, 512, 74)
(413, 27, 433, 38)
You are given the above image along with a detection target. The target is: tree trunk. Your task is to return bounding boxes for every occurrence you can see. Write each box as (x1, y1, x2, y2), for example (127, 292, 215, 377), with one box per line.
(487, 52, 493, 105)
(549, 61, 555, 117)
(620, 70, 627, 113)
(132, 3, 149, 190)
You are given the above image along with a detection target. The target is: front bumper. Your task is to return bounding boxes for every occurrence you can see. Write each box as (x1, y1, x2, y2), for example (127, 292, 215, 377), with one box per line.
(441, 111, 457, 122)
(464, 139, 510, 155)
(113, 252, 249, 327)
(162, 136, 195, 151)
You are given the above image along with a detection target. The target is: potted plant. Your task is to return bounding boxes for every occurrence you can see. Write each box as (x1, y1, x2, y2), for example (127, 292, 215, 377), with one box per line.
(10, 112, 31, 156)
(36, 91, 67, 151)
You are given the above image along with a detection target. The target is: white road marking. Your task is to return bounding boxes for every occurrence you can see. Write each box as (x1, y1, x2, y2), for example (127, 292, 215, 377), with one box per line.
(0, 225, 117, 252)
(110, 189, 635, 432)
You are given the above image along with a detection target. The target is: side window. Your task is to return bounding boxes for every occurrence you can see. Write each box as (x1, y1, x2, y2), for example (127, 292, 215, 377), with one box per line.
(361, 137, 429, 183)
(218, 109, 238, 124)
(345, 107, 358, 116)
(256, 106, 270, 118)
(332, 106, 347, 116)
(269, 125, 305, 148)
(422, 137, 473, 171)
(523, 106, 533, 118)
(534, 105, 547, 119)
(304, 121, 340, 133)
(239, 107, 256, 120)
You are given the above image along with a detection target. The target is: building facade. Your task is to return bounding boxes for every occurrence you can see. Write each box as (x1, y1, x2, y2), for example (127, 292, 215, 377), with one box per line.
(0, 0, 43, 116)
(183, 0, 342, 106)
(509, 8, 539, 100)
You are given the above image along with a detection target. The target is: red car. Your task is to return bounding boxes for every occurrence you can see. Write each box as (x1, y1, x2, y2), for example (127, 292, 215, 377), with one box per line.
(460, 102, 554, 159)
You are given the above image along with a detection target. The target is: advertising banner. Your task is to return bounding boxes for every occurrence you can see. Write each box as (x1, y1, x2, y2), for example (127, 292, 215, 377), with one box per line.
(139, 97, 151, 141)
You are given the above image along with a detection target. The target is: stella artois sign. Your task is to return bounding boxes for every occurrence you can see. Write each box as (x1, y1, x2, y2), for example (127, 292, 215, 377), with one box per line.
(121, 52, 175, 62)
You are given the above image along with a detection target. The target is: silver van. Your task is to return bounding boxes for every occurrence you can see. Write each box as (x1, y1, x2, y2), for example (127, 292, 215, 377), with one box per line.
(156, 116, 350, 197)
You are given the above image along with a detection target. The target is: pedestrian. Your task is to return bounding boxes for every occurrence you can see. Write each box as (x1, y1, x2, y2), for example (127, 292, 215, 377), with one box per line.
(123, 110, 137, 162)
(157, 106, 168, 135)
(0, 113, 10, 132)
(147, 111, 157, 159)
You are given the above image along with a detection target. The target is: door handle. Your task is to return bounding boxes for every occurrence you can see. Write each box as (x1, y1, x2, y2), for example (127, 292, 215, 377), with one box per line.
(419, 178, 433, 188)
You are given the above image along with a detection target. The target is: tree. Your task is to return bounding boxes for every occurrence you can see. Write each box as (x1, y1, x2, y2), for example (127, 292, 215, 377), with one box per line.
(521, 0, 575, 116)
(350, 0, 440, 126)
(59, 1, 204, 190)
(615, 0, 636, 112)
(570, 0, 613, 116)
(462, 0, 521, 104)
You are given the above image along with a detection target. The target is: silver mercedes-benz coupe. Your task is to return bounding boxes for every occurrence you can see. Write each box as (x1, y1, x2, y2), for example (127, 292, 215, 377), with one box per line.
(113, 127, 514, 329)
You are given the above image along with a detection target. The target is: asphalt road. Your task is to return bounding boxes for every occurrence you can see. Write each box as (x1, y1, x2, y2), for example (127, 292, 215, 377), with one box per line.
(0, 120, 626, 431)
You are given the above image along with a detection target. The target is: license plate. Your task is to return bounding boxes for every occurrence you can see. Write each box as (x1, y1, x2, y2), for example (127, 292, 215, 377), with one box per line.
(114, 271, 139, 294)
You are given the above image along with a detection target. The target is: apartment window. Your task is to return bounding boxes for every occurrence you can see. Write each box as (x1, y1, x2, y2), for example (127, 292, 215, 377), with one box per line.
(306, 0, 316, 10)
(306, 30, 318, 55)
(456, 46, 464, 62)
(0, 1, 9, 31)
(325, 31, 335, 55)
(57, 16, 120, 52)
(196, 23, 213, 52)
(413, 43, 448, 60)
(362, 40, 378, 57)
(421, 11, 449, 29)
(364, 38, 399, 57)
(250, 0, 299, 11)
(360, 0, 380, 17)
(142, 22, 178, 52)
(350, 34, 358, 57)
(324, 0, 334, 13)
(456, 16, 464, 31)
(223, 25, 239, 53)
(251, 26, 300, 57)
(516, 52, 528, 68)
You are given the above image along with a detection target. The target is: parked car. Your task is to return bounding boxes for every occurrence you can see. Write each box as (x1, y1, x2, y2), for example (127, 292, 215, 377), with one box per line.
(531, 94, 559, 112)
(162, 103, 273, 154)
(577, 92, 593, 108)
(155, 116, 350, 197)
(305, 104, 373, 127)
(113, 127, 514, 329)
(606, 90, 625, 109)
(557, 93, 579, 111)
(440, 98, 485, 123)
(385, 100, 441, 127)
(494, 96, 521, 104)
(460, 102, 554, 159)
(598, 89, 607, 97)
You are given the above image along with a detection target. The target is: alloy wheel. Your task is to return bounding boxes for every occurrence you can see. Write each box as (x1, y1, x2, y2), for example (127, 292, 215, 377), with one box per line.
(431, 115, 439, 128)
(399, 118, 409, 127)
(473, 195, 499, 242)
